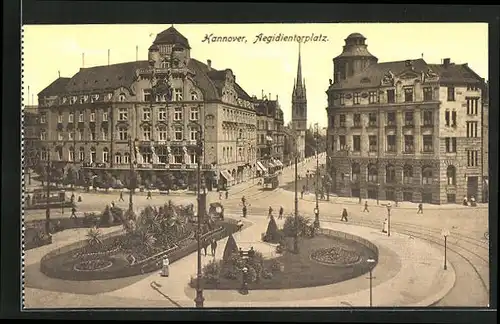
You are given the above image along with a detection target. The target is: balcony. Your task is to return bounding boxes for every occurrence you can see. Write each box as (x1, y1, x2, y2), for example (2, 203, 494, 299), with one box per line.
(367, 121, 378, 128)
(403, 121, 414, 129)
(421, 121, 434, 129)
(351, 122, 362, 129)
(385, 121, 397, 130)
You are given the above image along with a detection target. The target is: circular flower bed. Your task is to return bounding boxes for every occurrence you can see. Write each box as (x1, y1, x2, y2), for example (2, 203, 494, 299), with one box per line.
(73, 259, 113, 272)
(310, 246, 361, 266)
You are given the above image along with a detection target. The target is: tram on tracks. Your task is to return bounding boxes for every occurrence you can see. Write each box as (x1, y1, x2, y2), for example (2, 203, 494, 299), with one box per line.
(262, 173, 279, 189)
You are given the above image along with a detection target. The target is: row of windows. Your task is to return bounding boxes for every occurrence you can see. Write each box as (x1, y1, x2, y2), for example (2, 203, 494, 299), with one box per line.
(222, 108, 254, 124)
(143, 88, 194, 102)
(336, 135, 437, 153)
(222, 128, 256, 142)
(466, 97, 480, 115)
(333, 111, 434, 128)
(221, 146, 255, 164)
(348, 164, 459, 185)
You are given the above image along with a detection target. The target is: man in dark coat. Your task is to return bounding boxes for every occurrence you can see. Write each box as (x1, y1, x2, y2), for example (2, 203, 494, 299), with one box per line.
(341, 208, 349, 222)
(210, 239, 218, 256)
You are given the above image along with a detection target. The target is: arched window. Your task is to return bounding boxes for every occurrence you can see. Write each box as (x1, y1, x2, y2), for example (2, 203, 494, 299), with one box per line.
(422, 166, 433, 185)
(239, 129, 243, 139)
(68, 146, 75, 162)
(79, 147, 85, 162)
(90, 147, 96, 163)
(367, 163, 378, 183)
(103, 147, 109, 163)
(352, 163, 360, 181)
(447, 165, 456, 185)
(114, 153, 122, 164)
(386, 164, 396, 183)
(403, 164, 413, 184)
(119, 93, 126, 102)
(123, 152, 130, 164)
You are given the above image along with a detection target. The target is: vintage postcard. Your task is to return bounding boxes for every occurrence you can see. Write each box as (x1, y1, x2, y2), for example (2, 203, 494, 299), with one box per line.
(22, 23, 490, 309)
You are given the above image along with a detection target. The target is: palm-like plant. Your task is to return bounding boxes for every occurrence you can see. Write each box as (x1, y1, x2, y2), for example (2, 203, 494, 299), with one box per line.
(86, 227, 103, 247)
(137, 229, 157, 253)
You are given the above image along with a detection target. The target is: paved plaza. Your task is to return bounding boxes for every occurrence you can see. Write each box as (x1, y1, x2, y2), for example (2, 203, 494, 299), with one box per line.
(23, 156, 490, 308)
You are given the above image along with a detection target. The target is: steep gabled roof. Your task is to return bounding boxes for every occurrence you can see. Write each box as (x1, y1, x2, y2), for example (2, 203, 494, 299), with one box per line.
(65, 61, 150, 93)
(38, 77, 71, 97)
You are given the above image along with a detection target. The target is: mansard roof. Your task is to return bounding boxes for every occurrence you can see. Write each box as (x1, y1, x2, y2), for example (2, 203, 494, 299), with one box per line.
(153, 26, 191, 49)
(330, 58, 483, 91)
(37, 77, 71, 97)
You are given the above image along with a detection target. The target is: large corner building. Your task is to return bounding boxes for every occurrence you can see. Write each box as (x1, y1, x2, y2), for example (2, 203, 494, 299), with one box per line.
(326, 33, 488, 204)
(37, 26, 267, 190)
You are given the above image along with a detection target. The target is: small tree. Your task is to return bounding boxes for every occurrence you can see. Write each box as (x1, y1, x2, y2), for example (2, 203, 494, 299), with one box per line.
(222, 234, 239, 262)
(283, 214, 312, 237)
(263, 216, 282, 243)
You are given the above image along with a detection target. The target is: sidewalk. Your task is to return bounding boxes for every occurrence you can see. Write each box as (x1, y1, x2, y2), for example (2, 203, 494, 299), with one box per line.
(297, 192, 488, 210)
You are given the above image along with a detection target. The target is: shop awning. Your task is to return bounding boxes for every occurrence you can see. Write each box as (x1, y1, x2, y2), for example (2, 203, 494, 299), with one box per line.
(220, 170, 234, 182)
(256, 161, 268, 173)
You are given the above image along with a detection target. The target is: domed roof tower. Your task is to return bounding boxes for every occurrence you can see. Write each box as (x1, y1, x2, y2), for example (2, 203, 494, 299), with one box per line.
(333, 33, 378, 83)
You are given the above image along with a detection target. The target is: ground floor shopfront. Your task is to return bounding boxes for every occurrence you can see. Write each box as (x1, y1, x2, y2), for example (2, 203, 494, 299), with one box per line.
(326, 156, 485, 205)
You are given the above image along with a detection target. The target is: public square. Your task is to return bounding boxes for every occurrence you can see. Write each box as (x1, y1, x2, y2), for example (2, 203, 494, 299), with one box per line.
(23, 156, 490, 308)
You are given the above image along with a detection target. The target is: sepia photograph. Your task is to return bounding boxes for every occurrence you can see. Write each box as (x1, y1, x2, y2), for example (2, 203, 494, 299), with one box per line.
(21, 22, 490, 309)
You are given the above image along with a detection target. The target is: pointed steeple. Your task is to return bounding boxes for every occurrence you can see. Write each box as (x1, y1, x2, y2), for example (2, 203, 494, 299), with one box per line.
(296, 42, 303, 87)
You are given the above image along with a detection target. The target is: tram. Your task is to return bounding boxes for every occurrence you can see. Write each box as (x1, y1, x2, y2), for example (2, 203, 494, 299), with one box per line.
(263, 173, 279, 189)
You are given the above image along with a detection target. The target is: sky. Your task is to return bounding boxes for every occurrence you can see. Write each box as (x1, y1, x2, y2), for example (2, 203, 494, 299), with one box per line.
(23, 23, 488, 127)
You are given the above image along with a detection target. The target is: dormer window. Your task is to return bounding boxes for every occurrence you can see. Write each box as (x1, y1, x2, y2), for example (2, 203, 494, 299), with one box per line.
(84, 95, 89, 102)
(173, 88, 183, 101)
(62, 97, 67, 104)
(70, 96, 77, 104)
(160, 61, 170, 69)
(118, 93, 126, 102)
(107, 93, 113, 101)
(91, 94, 99, 103)
(80, 96, 85, 104)
(191, 92, 198, 101)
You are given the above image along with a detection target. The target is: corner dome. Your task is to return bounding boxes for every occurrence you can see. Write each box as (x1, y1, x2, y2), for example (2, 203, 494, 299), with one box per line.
(346, 32, 366, 40)
(153, 26, 191, 49)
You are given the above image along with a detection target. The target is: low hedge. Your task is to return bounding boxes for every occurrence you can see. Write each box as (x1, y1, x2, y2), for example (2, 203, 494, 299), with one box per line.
(39, 220, 240, 281)
(25, 201, 74, 210)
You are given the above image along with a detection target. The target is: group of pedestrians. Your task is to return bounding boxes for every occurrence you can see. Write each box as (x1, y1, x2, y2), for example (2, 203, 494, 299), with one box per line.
(202, 238, 218, 257)
(219, 190, 229, 200)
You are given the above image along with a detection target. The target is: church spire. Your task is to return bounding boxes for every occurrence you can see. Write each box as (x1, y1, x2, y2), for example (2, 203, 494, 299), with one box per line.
(296, 42, 303, 87)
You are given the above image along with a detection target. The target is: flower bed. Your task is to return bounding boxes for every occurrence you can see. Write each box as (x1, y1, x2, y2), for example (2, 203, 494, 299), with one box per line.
(39, 220, 239, 281)
(74, 259, 113, 272)
(192, 234, 378, 290)
(310, 247, 361, 266)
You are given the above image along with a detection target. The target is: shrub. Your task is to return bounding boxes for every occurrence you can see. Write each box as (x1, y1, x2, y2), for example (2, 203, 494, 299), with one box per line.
(246, 266, 257, 283)
(202, 259, 221, 284)
(83, 212, 100, 227)
(222, 234, 238, 262)
(271, 260, 283, 273)
(263, 216, 282, 243)
(110, 206, 124, 223)
(101, 206, 113, 226)
(124, 209, 137, 221)
(262, 269, 273, 279)
(282, 215, 312, 237)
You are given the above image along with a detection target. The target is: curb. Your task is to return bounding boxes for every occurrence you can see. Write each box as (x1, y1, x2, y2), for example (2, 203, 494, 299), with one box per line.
(414, 260, 456, 307)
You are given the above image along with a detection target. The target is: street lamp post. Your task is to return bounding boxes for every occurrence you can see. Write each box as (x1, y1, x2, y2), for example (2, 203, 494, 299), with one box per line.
(441, 229, 450, 270)
(128, 136, 137, 212)
(45, 152, 52, 236)
(376, 183, 380, 205)
(366, 258, 376, 307)
(386, 203, 392, 237)
(314, 123, 320, 228)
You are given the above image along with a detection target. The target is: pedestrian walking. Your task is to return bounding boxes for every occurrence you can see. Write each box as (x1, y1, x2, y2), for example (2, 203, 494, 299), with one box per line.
(161, 256, 170, 277)
(242, 205, 247, 218)
(211, 239, 218, 256)
(341, 208, 349, 222)
(70, 206, 78, 219)
(71, 193, 75, 203)
(382, 218, 388, 233)
(203, 240, 209, 256)
(26, 194, 31, 207)
(237, 219, 244, 231)
(119, 191, 124, 202)
(241, 196, 246, 206)
(417, 203, 423, 214)
(463, 196, 468, 206)
(219, 191, 223, 200)
(78, 195, 82, 202)
(268, 206, 273, 218)
(147, 190, 152, 200)
(363, 201, 370, 213)
(225, 191, 229, 199)
(278, 206, 284, 219)
(111, 201, 115, 208)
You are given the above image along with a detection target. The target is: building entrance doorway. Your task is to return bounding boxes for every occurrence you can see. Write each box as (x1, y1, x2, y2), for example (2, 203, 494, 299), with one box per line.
(467, 176, 478, 200)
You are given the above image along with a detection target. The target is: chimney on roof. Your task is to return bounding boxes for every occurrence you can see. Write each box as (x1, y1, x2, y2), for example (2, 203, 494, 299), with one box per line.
(108, 49, 110, 66)
(405, 60, 412, 67)
(207, 59, 212, 71)
(443, 58, 451, 67)
(58, 70, 60, 78)
(276, 94, 278, 101)
(136, 45, 138, 61)
(269, 93, 271, 100)
(82, 53, 85, 68)
(261, 89, 264, 99)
